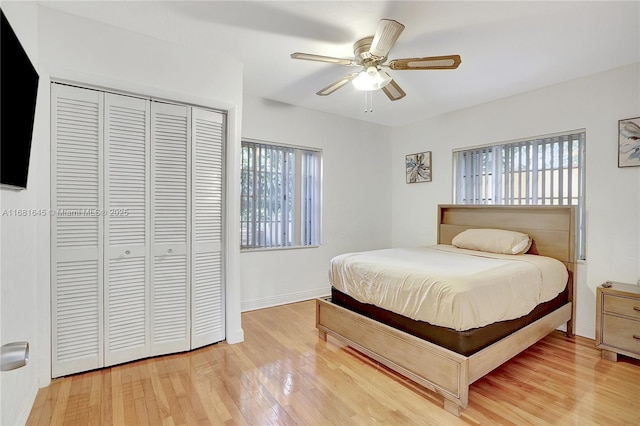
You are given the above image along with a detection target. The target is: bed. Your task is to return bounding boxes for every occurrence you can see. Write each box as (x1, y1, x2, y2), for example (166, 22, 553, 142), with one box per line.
(316, 204, 576, 416)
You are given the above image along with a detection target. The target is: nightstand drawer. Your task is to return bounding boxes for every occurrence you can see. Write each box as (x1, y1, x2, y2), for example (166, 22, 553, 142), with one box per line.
(602, 294, 640, 320)
(602, 315, 640, 353)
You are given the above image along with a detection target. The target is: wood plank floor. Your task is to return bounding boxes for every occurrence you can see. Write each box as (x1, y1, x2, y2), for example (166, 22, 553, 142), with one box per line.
(28, 300, 640, 425)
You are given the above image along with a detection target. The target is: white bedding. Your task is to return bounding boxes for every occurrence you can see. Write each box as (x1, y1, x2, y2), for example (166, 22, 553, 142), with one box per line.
(329, 245, 568, 331)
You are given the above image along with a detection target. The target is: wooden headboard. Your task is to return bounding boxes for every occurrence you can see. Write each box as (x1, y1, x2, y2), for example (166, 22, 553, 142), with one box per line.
(437, 204, 576, 263)
(437, 204, 577, 335)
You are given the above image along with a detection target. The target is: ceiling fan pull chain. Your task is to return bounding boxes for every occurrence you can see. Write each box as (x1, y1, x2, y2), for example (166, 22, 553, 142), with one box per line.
(364, 91, 373, 113)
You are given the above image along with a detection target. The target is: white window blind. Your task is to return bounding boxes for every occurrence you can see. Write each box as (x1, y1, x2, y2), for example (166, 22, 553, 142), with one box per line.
(301, 150, 321, 246)
(241, 140, 321, 249)
(453, 130, 586, 259)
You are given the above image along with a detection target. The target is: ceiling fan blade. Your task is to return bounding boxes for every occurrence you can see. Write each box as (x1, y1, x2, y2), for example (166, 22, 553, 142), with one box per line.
(387, 55, 462, 70)
(316, 73, 359, 96)
(382, 79, 406, 101)
(291, 52, 357, 66)
(369, 19, 405, 59)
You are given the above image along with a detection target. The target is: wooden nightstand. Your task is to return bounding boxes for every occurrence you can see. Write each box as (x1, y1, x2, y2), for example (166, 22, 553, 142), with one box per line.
(595, 282, 640, 361)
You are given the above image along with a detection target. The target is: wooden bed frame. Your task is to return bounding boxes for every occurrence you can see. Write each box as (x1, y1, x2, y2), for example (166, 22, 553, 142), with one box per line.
(316, 204, 576, 416)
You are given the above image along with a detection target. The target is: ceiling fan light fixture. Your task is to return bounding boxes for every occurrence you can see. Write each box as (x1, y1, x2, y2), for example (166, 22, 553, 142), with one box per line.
(352, 66, 392, 91)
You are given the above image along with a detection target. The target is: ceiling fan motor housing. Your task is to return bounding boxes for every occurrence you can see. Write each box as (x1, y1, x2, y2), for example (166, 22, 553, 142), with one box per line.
(354, 36, 381, 62)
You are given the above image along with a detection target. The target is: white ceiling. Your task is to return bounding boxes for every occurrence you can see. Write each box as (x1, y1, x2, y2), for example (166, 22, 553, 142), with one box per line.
(41, 1, 640, 127)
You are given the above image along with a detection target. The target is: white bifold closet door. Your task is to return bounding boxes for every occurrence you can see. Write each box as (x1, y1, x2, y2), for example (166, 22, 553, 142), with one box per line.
(51, 84, 105, 378)
(103, 93, 150, 367)
(191, 108, 225, 348)
(150, 102, 190, 356)
(51, 83, 225, 377)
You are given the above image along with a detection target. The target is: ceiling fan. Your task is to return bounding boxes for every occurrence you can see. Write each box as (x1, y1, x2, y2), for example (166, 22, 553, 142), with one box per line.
(291, 19, 461, 101)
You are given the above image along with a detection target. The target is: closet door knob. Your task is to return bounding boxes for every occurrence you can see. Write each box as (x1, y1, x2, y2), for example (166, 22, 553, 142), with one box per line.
(125, 250, 131, 255)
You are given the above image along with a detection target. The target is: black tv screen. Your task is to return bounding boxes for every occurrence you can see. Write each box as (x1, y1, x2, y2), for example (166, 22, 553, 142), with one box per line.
(1, 8, 39, 190)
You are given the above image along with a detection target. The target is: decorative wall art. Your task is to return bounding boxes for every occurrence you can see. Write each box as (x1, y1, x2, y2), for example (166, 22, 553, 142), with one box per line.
(618, 116, 640, 167)
(406, 151, 432, 183)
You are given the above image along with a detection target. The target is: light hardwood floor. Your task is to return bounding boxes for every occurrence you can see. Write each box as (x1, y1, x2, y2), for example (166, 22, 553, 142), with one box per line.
(28, 300, 640, 425)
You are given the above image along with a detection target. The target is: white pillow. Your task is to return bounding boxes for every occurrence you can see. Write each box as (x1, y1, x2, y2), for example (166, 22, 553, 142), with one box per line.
(451, 228, 532, 255)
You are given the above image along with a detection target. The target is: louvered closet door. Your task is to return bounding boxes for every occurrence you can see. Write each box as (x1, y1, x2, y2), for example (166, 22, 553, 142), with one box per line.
(51, 84, 104, 377)
(103, 93, 150, 366)
(191, 108, 226, 348)
(150, 102, 191, 355)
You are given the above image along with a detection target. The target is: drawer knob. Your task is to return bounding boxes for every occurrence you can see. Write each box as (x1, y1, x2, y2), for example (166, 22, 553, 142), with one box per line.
(634, 307, 640, 312)
(634, 335, 640, 340)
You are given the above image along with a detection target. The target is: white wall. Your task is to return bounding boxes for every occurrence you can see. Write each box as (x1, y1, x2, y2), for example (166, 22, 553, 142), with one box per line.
(240, 96, 392, 310)
(0, 3, 46, 424)
(0, 4, 245, 424)
(391, 63, 640, 339)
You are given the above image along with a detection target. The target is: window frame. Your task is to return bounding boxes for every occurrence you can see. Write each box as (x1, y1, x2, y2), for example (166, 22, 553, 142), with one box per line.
(240, 138, 322, 251)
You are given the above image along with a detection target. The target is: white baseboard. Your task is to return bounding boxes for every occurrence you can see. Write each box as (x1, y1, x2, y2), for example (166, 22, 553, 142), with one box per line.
(575, 320, 595, 340)
(225, 327, 245, 344)
(241, 287, 329, 312)
(12, 381, 38, 426)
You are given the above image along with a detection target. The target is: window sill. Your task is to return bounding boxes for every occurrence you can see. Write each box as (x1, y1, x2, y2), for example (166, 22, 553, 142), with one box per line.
(241, 245, 320, 253)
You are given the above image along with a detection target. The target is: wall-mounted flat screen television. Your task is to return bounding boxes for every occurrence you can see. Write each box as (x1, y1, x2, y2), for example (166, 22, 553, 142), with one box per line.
(1, 8, 39, 190)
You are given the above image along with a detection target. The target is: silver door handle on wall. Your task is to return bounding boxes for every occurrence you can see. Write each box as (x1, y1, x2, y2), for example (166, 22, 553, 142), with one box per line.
(1, 342, 29, 371)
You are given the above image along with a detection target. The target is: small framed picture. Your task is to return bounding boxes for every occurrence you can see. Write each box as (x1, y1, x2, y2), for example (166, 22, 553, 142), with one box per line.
(618, 117, 640, 167)
(406, 151, 432, 183)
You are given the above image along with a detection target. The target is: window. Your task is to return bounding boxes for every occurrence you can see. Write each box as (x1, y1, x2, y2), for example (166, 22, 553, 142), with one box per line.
(241, 139, 321, 249)
(453, 130, 586, 259)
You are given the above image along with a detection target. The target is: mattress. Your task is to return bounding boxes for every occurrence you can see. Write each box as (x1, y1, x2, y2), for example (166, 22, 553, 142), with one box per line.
(329, 245, 568, 331)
